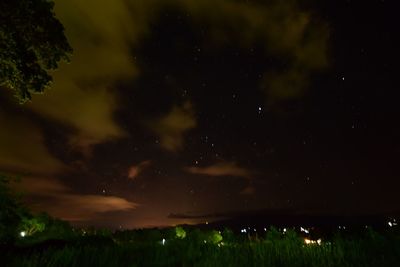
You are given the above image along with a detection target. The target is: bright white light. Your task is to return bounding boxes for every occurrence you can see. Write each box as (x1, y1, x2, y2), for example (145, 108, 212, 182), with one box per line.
(388, 222, 393, 227)
(162, 238, 166, 245)
(300, 227, 309, 234)
(283, 228, 287, 233)
(264, 228, 267, 231)
(241, 229, 247, 233)
(20, 231, 26, 237)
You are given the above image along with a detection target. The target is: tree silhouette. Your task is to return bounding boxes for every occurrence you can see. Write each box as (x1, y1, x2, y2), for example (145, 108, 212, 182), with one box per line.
(0, 174, 28, 242)
(0, 0, 72, 103)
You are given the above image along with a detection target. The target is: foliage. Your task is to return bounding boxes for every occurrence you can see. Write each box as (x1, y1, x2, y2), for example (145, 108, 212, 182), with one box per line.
(3, 227, 400, 267)
(0, 175, 75, 245)
(0, 0, 72, 103)
(0, 174, 28, 243)
(265, 226, 282, 241)
(175, 226, 186, 239)
(222, 228, 236, 242)
(19, 217, 46, 236)
(1, 176, 400, 266)
(207, 230, 223, 244)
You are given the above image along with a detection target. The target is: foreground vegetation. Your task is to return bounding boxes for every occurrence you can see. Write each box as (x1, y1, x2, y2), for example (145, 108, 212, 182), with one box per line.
(2, 175, 400, 266)
(2, 225, 400, 267)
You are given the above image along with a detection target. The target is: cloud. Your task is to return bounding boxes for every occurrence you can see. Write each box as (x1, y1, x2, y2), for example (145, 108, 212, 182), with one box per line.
(240, 185, 255, 195)
(0, 109, 65, 175)
(26, 0, 147, 151)
(128, 160, 151, 180)
(149, 101, 196, 152)
(53, 195, 138, 221)
(185, 161, 252, 178)
(185, 161, 257, 195)
(7, 0, 327, 155)
(178, 0, 329, 104)
(168, 212, 226, 219)
(180, 0, 330, 105)
(16, 176, 138, 221)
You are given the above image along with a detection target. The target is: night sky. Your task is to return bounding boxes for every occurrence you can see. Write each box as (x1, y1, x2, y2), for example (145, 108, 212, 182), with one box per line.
(1, 0, 399, 229)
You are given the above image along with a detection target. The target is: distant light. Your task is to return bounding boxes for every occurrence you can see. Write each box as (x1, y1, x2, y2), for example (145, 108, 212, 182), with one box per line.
(283, 228, 287, 233)
(162, 238, 166, 245)
(300, 227, 309, 234)
(304, 238, 322, 245)
(264, 228, 267, 231)
(205, 221, 209, 225)
(388, 222, 393, 227)
(20, 231, 26, 237)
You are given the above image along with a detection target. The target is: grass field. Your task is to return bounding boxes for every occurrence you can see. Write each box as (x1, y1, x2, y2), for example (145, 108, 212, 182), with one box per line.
(2, 226, 400, 267)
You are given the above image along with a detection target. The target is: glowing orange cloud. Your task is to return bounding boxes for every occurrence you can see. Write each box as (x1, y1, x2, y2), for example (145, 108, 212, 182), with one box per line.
(15, 177, 138, 222)
(185, 161, 252, 178)
(128, 160, 151, 180)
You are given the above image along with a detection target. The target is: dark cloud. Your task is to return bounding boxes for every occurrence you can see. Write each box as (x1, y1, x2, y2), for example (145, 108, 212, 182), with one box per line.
(4, 0, 328, 156)
(178, 0, 329, 104)
(185, 161, 256, 195)
(25, 0, 327, 153)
